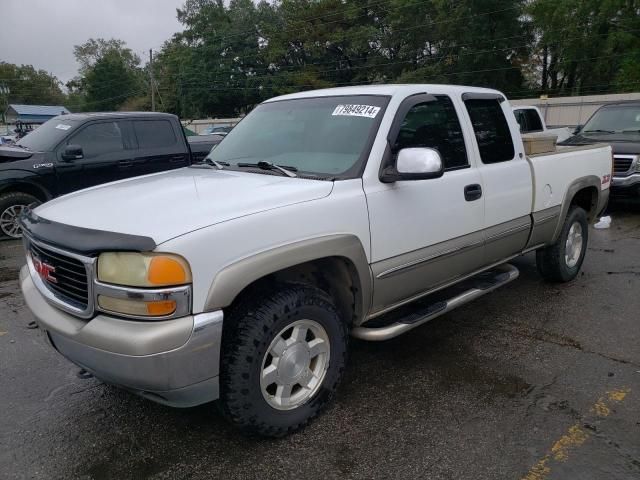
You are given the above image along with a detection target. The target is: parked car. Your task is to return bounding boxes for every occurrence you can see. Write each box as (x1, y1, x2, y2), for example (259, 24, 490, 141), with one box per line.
(201, 124, 233, 136)
(512, 105, 572, 142)
(1, 125, 17, 145)
(20, 85, 611, 437)
(559, 101, 640, 198)
(187, 134, 225, 163)
(182, 126, 199, 137)
(0, 112, 219, 238)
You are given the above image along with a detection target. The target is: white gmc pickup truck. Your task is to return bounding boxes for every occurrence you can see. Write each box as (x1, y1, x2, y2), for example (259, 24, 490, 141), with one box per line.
(20, 85, 611, 437)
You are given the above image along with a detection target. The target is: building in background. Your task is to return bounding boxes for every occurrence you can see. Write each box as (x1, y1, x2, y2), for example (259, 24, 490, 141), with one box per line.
(2, 104, 71, 139)
(4, 104, 70, 125)
(511, 93, 640, 128)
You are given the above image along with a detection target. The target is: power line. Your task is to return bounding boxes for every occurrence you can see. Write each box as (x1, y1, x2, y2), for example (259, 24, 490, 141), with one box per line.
(5, 2, 529, 100)
(152, 3, 525, 70)
(11, 43, 638, 104)
(152, 27, 639, 87)
(159, 51, 638, 93)
(145, 0, 477, 53)
(14, 47, 636, 102)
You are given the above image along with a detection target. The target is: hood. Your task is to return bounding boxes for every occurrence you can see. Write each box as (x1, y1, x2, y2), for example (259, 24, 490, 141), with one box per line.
(0, 145, 34, 162)
(34, 167, 334, 244)
(559, 134, 640, 155)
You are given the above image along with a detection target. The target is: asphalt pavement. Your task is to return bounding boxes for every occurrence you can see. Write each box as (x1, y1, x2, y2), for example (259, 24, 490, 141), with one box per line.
(1, 208, 639, 480)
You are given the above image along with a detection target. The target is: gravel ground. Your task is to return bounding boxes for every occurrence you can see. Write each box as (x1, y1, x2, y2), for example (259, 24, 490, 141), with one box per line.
(1, 208, 639, 480)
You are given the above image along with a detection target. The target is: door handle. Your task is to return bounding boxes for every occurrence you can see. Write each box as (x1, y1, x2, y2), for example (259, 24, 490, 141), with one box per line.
(170, 155, 186, 163)
(464, 184, 482, 201)
(118, 160, 133, 168)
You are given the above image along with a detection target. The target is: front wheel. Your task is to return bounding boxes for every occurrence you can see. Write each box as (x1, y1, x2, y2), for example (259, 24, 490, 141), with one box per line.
(536, 206, 589, 282)
(0, 192, 41, 239)
(220, 284, 348, 437)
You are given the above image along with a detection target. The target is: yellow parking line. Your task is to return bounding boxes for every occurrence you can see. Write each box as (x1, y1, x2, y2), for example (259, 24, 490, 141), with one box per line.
(521, 388, 630, 480)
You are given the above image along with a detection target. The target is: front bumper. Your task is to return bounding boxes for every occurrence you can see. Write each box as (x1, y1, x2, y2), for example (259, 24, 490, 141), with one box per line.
(612, 173, 640, 189)
(20, 266, 223, 407)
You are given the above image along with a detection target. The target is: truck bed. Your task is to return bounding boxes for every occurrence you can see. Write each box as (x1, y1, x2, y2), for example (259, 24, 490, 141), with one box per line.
(527, 143, 612, 214)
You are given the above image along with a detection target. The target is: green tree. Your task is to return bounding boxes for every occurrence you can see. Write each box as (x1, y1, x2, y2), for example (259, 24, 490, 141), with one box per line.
(169, 0, 281, 117)
(527, 0, 640, 96)
(0, 62, 66, 112)
(151, 0, 640, 117)
(69, 38, 145, 111)
(391, 0, 530, 94)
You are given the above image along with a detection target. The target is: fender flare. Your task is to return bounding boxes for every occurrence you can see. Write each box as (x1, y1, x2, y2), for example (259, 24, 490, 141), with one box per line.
(204, 234, 372, 319)
(0, 175, 53, 201)
(552, 175, 601, 242)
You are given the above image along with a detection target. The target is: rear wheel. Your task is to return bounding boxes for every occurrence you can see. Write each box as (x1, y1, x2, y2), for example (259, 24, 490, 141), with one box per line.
(536, 206, 589, 282)
(220, 284, 348, 437)
(0, 192, 40, 239)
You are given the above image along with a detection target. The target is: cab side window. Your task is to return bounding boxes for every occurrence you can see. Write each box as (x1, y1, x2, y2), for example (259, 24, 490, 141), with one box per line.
(395, 96, 469, 170)
(133, 120, 177, 149)
(67, 122, 125, 159)
(464, 99, 515, 163)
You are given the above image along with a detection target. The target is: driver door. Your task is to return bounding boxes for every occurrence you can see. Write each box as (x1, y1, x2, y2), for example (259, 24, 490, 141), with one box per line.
(56, 120, 132, 194)
(365, 94, 486, 314)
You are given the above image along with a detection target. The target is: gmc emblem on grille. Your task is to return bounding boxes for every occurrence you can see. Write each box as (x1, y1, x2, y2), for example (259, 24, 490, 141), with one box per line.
(32, 257, 57, 283)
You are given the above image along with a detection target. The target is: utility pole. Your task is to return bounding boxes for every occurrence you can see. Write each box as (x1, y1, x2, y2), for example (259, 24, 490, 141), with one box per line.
(149, 49, 156, 112)
(0, 85, 9, 124)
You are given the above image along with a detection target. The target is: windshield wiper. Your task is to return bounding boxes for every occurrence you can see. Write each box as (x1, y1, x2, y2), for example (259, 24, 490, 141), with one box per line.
(192, 158, 229, 170)
(583, 129, 615, 134)
(237, 161, 298, 178)
(205, 158, 229, 169)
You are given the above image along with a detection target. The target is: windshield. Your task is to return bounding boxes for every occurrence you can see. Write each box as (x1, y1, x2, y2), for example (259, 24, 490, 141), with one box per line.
(16, 117, 81, 151)
(207, 95, 389, 177)
(582, 105, 640, 134)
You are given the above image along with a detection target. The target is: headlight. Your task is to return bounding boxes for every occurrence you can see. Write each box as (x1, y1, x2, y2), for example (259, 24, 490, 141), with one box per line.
(97, 252, 191, 287)
(96, 252, 192, 319)
(97, 296, 179, 317)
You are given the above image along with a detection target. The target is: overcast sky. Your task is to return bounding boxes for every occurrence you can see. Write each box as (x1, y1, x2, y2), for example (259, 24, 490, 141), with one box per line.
(0, 0, 184, 84)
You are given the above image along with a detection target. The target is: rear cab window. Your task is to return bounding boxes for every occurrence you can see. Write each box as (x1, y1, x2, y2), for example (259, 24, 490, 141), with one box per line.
(514, 108, 543, 133)
(464, 98, 515, 164)
(133, 120, 177, 149)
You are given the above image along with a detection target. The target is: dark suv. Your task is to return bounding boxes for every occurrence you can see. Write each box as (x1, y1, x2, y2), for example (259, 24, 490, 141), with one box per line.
(559, 101, 640, 198)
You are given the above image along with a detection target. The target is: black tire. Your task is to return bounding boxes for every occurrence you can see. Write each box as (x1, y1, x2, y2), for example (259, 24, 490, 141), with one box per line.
(0, 192, 40, 239)
(220, 283, 348, 437)
(536, 206, 589, 282)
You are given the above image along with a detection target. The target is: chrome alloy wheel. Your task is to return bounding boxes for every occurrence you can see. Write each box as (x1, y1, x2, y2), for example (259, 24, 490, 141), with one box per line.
(565, 221, 584, 268)
(0, 204, 27, 238)
(260, 319, 331, 410)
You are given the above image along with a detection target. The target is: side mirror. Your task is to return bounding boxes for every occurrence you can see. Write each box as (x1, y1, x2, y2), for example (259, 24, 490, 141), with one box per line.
(62, 144, 83, 161)
(573, 124, 583, 135)
(381, 148, 444, 183)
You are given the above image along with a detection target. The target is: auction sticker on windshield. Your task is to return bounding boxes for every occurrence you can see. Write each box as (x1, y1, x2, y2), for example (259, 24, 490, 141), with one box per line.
(332, 104, 381, 118)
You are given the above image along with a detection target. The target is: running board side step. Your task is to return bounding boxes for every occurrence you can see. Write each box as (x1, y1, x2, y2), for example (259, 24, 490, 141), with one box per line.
(352, 264, 519, 341)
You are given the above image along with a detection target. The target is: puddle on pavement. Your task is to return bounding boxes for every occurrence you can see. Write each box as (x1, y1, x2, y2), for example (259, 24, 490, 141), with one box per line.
(437, 360, 533, 399)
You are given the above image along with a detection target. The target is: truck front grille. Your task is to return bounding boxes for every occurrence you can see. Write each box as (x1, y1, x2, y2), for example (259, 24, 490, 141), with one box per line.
(30, 242, 90, 310)
(613, 156, 634, 176)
